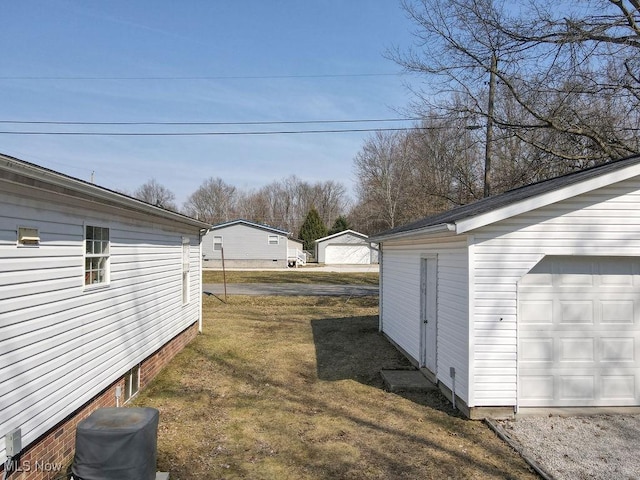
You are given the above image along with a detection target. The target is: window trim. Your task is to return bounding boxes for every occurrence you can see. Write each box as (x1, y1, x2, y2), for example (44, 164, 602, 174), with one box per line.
(84, 225, 110, 288)
(182, 236, 190, 305)
(213, 235, 223, 251)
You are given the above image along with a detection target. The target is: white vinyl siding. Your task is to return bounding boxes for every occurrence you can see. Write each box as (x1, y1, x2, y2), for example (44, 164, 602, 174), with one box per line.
(0, 190, 202, 460)
(471, 177, 640, 407)
(381, 236, 470, 401)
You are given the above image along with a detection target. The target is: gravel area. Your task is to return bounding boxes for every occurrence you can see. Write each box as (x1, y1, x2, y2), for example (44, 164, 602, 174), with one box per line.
(495, 414, 640, 479)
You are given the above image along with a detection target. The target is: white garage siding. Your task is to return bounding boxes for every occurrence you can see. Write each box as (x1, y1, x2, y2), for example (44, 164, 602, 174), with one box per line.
(0, 191, 202, 460)
(470, 177, 640, 407)
(381, 236, 470, 402)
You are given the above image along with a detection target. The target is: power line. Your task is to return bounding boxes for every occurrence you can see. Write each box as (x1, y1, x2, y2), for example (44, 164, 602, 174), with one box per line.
(0, 72, 403, 81)
(0, 127, 430, 136)
(0, 117, 421, 126)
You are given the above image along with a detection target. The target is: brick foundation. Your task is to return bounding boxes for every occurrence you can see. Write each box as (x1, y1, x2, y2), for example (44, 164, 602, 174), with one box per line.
(2, 322, 199, 480)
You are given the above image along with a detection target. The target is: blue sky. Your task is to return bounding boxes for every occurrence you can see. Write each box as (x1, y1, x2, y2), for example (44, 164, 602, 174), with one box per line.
(1, 1, 419, 206)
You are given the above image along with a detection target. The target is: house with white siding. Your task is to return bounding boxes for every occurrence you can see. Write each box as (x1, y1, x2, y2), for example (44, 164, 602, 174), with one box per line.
(370, 155, 640, 418)
(315, 230, 378, 265)
(0, 153, 210, 478)
(202, 219, 305, 268)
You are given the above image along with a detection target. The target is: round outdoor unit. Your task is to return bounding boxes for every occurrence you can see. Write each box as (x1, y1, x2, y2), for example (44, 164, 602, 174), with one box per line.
(72, 407, 159, 480)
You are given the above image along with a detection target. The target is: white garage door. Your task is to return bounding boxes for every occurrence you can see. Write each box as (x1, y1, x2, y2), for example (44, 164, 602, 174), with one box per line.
(518, 256, 640, 407)
(325, 245, 370, 264)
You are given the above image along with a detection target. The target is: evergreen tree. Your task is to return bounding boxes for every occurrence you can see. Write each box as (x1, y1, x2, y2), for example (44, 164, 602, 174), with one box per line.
(328, 215, 350, 235)
(299, 207, 327, 251)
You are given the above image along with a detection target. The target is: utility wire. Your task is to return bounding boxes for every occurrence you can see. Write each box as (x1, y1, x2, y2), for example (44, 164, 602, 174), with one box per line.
(0, 72, 402, 81)
(0, 126, 433, 136)
(0, 117, 422, 126)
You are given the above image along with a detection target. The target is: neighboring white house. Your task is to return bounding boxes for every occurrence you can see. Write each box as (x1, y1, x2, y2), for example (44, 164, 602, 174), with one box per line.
(370, 155, 640, 418)
(315, 230, 378, 265)
(202, 219, 305, 268)
(0, 153, 210, 475)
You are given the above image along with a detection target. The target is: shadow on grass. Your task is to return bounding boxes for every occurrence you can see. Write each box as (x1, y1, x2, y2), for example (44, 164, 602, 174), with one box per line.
(171, 325, 533, 479)
(136, 296, 537, 479)
(311, 315, 463, 417)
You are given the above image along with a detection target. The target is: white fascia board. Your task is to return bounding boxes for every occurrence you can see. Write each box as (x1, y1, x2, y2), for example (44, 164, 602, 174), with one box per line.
(369, 223, 456, 243)
(1, 155, 210, 229)
(455, 164, 640, 234)
(315, 229, 367, 243)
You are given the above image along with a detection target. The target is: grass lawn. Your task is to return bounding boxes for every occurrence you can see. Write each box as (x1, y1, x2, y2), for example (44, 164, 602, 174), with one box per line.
(134, 290, 536, 479)
(202, 269, 378, 285)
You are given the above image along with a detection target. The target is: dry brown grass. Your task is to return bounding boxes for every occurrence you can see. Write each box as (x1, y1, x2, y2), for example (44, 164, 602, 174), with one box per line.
(134, 294, 536, 479)
(202, 270, 378, 285)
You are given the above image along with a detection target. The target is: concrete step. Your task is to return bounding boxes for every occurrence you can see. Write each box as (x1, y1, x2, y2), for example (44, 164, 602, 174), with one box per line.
(380, 369, 438, 392)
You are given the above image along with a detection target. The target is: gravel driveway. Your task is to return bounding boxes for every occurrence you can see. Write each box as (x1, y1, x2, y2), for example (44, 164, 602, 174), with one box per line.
(492, 414, 640, 479)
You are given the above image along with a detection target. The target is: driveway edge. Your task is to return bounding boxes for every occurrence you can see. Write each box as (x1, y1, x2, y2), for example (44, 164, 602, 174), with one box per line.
(484, 418, 554, 480)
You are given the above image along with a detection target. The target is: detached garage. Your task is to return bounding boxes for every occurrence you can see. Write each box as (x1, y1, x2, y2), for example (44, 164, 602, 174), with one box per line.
(315, 230, 378, 265)
(370, 155, 640, 418)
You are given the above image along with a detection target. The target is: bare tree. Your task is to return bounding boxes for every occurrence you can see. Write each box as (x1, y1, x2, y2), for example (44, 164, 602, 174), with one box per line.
(353, 130, 416, 231)
(133, 179, 177, 211)
(183, 177, 237, 224)
(233, 176, 349, 235)
(392, 0, 640, 195)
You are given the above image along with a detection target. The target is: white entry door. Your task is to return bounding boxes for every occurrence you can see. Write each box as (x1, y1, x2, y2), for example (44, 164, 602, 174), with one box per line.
(420, 256, 437, 373)
(518, 256, 640, 407)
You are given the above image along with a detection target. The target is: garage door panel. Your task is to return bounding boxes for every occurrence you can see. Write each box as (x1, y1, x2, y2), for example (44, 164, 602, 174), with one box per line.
(601, 376, 636, 399)
(324, 245, 370, 264)
(602, 301, 635, 324)
(518, 256, 640, 407)
(601, 338, 635, 362)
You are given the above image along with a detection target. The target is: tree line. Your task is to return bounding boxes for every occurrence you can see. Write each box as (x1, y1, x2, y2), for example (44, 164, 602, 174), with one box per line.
(134, 1, 640, 237)
(131, 175, 353, 239)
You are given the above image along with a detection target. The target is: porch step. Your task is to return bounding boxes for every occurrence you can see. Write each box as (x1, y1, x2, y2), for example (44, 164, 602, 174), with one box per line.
(380, 369, 438, 392)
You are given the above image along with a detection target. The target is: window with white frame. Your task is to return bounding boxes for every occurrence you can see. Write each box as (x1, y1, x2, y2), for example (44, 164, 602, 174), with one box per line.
(213, 235, 223, 251)
(85, 225, 110, 285)
(268, 234, 279, 245)
(182, 236, 190, 305)
(124, 364, 140, 402)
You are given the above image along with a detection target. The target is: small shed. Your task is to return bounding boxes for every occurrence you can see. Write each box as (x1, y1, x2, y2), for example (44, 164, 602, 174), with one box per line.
(315, 230, 378, 265)
(202, 219, 305, 268)
(370, 155, 640, 418)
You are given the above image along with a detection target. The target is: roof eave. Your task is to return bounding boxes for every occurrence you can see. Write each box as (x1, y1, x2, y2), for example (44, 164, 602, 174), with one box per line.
(455, 161, 640, 233)
(0, 154, 210, 230)
(369, 223, 456, 243)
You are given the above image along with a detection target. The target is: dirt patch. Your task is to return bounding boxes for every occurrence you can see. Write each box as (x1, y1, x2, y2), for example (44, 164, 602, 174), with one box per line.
(135, 295, 537, 479)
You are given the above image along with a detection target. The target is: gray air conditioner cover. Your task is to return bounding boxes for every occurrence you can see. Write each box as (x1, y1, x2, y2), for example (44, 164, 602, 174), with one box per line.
(72, 407, 159, 480)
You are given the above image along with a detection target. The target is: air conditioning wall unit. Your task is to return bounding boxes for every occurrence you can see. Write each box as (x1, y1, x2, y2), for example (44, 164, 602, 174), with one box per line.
(72, 407, 159, 480)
